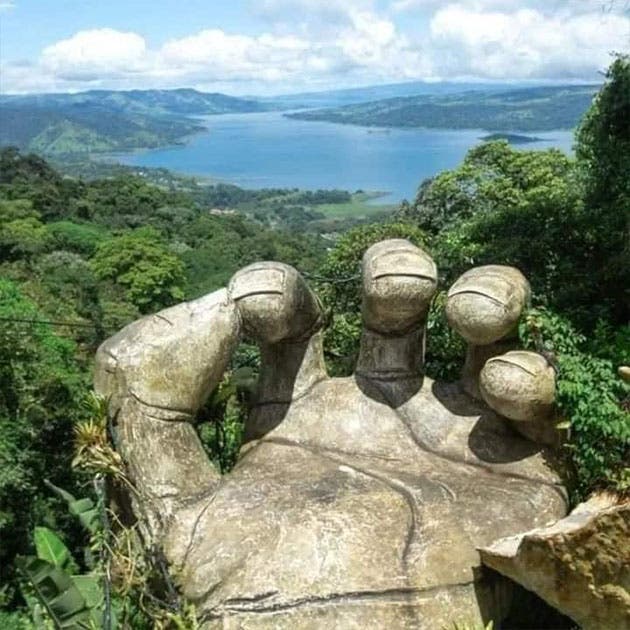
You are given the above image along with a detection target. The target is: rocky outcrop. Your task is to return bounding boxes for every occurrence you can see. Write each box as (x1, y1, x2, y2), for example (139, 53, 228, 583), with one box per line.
(480, 494, 630, 630)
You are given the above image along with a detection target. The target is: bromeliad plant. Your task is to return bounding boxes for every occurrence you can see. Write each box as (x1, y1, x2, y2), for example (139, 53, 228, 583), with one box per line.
(72, 394, 124, 481)
(17, 393, 201, 630)
(16, 394, 113, 628)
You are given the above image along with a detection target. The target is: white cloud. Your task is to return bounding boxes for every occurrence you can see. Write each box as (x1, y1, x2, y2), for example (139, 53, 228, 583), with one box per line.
(0, 0, 16, 11)
(394, 0, 604, 12)
(159, 29, 311, 82)
(40, 29, 149, 80)
(335, 11, 430, 79)
(429, 4, 630, 80)
(1, 2, 628, 93)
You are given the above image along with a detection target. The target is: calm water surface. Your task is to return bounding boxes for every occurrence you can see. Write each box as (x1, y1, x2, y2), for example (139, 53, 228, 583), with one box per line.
(118, 111, 574, 203)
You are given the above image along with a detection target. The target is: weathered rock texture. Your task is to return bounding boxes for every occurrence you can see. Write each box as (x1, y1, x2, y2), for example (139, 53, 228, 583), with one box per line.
(95, 240, 568, 628)
(480, 495, 630, 630)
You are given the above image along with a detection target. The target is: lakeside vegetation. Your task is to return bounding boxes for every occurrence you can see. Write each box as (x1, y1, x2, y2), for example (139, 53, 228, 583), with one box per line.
(287, 84, 598, 131)
(479, 133, 544, 144)
(0, 56, 628, 628)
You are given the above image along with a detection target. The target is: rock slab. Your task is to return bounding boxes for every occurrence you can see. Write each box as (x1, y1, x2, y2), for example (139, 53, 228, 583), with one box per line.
(479, 495, 630, 630)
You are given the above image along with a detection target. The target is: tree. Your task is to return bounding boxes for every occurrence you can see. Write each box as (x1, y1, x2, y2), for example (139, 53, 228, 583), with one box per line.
(46, 221, 109, 257)
(0, 199, 50, 261)
(0, 279, 86, 601)
(408, 141, 575, 235)
(408, 138, 618, 326)
(37, 251, 104, 341)
(575, 54, 630, 324)
(91, 228, 186, 314)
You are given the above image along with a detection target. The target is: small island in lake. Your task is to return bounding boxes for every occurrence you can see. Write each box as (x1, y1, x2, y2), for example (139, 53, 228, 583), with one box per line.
(480, 133, 545, 144)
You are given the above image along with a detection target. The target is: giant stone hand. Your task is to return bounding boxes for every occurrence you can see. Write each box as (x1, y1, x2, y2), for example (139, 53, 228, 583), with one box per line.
(95, 240, 567, 629)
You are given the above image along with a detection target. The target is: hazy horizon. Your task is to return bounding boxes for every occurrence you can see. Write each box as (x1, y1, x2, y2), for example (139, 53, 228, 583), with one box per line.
(0, 77, 604, 99)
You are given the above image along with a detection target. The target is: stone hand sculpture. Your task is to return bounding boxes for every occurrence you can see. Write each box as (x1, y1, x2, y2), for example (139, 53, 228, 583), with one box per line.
(95, 239, 567, 629)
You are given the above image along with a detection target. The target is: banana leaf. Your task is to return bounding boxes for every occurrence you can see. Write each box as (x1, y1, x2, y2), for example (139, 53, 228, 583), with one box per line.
(34, 527, 76, 572)
(44, 480, 100, 534)
(16, 556, 94, 629)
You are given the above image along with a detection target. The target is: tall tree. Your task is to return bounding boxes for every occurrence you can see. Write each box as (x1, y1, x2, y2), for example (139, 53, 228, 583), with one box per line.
(91, 228, 186, 314)
(575, 54, 630, 323)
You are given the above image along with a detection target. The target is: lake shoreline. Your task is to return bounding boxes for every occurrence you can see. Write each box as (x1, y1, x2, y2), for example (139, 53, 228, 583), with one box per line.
(111, 111, 575, 203)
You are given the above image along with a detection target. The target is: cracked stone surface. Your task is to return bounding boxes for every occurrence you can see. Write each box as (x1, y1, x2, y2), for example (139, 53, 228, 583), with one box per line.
(95, 240, 567, 628)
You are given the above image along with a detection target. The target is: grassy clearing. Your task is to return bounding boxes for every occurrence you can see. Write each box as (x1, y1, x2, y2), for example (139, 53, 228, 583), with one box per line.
(316, 192, 396, 218)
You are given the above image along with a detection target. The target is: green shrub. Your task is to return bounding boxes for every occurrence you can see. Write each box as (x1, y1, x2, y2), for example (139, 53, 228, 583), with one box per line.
(519, 308, 629, 497)
(425, 291, 466, 382)
(0, 278, 86, 604)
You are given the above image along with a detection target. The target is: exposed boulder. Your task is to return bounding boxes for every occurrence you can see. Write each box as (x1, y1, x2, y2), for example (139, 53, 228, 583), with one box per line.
(479, 494, 630, 630)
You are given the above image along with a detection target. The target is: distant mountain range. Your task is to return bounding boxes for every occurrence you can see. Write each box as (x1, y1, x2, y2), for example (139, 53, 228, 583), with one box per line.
(286, 85, 599, 132)
(0, 88, 271, 116)
(0, 89, 272, 155)
(0, 83, 600, 156)
(257, 80, 539, 109)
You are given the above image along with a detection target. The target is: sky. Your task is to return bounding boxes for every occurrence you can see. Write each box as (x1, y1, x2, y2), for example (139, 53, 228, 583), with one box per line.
(0, 0, 629, 95)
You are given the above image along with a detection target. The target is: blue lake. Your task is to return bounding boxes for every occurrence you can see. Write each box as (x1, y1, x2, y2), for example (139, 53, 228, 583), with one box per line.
(118, 111, 575, 203)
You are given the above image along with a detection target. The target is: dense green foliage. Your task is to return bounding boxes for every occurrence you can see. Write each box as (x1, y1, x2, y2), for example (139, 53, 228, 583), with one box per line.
(575, 55, 630, 324)
(0, 279, 86, 607)
(91, 228, 186, 313)
(520, 308, 629, 496)
(288, 85, 597, 131)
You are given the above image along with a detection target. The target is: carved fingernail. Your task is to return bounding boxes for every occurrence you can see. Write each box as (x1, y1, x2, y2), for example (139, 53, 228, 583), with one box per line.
(446, 265, 530, 345)
(480, 350, 555, 422)
(362, 239, 437, 334)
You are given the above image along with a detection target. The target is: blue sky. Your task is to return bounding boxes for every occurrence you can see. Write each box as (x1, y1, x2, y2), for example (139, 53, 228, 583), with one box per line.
(0, 0, 628, 94)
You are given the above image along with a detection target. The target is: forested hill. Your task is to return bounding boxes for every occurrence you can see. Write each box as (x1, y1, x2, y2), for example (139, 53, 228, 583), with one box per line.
(286, 84, 598, 131)
(0, 105, 206, 155)
(0, 88, 270, 116)
(0, 89, 271, 155)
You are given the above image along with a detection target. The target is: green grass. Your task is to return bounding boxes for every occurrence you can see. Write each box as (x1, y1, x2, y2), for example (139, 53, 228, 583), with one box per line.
(316, 192, 395, 218)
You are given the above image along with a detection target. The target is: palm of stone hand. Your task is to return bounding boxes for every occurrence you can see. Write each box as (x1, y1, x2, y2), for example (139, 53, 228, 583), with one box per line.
(95, 239, 567, 629)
